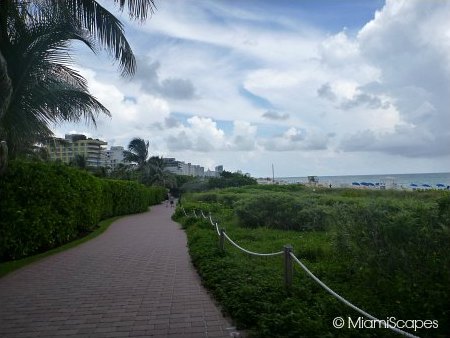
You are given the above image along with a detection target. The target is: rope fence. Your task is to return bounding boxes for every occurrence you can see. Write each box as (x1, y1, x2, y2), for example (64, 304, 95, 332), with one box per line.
(180, 206, 420, 338)
(223, 232, 284, 257)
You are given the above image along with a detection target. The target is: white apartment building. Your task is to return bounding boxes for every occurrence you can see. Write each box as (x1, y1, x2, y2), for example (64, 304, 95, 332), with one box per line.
(162, 157, 222, 177)
(104, 146, 125, 170)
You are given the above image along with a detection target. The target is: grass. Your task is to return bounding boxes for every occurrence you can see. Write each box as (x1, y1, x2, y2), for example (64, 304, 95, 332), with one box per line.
(0, 216, 121, 278)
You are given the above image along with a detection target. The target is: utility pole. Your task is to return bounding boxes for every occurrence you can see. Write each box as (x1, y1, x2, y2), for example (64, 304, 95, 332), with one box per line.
(272, 163, 275, 184)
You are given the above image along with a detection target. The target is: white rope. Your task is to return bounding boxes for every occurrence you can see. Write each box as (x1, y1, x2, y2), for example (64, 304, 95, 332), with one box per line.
(183, 209, 419, 337)
(215, 222, 221, 236)
(223, 232, 284, 257)
(289, 253, 419, 338)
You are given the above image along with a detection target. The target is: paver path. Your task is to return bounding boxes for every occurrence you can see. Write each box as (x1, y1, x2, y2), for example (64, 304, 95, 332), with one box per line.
(0, 204, 237, 338)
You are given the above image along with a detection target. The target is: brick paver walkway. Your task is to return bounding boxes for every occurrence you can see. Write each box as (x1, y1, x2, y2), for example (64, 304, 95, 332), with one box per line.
(0, 204, 238, 338)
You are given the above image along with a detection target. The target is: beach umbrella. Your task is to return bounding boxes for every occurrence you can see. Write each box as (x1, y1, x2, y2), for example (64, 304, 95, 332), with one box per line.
(422, 184, 431, 188)
(360, 182, 368, 186)
(367, 182, 375, 186)
(436, 183, 445, 187)
(410, 183, 418, 187)
(352, 182, 360, 186)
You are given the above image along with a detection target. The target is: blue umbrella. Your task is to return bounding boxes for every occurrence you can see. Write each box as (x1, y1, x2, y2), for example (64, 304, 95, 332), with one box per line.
(367, 182, 375, 186)
(422, 184, 431, 188)
(360, 182, 368, 186)
(410, 183, 418, 187)
(352, 182, 360, 186)
(436, 183, 445, 187)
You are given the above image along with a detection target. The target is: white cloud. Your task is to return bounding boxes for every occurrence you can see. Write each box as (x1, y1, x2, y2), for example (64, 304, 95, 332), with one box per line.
(55, 68, 171, 147)
(54, 0, 450, 176)
(262, 110, 289, 120)
(165, 116, 225, 152)
(231, 121, 258, 151)
(338, 0, 450, 157)
(263, 127, 330, 152)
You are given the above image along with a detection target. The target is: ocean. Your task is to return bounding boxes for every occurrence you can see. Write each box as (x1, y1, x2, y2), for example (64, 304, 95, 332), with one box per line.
(277, 172, 450, 190)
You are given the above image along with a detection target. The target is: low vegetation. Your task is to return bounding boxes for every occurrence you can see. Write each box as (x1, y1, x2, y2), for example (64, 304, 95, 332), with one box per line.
(179, 170, 257, 194)
(0, 160, 166, 261)
(174, 185, 449, 338)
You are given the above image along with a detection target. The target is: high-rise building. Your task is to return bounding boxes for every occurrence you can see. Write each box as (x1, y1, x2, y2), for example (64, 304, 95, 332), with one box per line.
(105, 146, 125, 170)
(46, 134, 107, 168)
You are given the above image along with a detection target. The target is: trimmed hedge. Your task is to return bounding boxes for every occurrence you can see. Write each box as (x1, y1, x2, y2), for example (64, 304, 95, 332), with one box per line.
(0, 161, 166, 261)
(100, 179, 166, 218)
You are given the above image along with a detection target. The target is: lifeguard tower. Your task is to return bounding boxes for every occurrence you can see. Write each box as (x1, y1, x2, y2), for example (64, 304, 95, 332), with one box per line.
(307, 176, 319, 186)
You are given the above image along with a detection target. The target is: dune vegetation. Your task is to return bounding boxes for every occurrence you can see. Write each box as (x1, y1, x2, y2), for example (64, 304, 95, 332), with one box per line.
(174, 185, 449, 337)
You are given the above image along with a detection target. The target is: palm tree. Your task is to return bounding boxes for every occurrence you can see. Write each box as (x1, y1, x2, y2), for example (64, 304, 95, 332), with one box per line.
(0, 51, 11, 121)
(109, 162, 133, 180)
(0, 0, 156, 77)
(0, 0, 156, 159)
(144, 156, 176, 187)
(0, 52, 10, 173)
(124, 137, 149, 168)
(0, 5, 110, 155)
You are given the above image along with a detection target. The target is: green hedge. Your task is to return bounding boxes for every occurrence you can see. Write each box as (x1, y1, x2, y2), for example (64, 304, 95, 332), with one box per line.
(100, 179, 166, 218)
(0, 161, 166, 261)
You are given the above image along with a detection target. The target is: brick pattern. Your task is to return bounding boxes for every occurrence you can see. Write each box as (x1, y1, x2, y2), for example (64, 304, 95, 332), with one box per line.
(0, 204, 238, 337)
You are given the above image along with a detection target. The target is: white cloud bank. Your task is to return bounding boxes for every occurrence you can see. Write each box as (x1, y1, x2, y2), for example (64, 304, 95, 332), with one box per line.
(55, 0, 450, 176)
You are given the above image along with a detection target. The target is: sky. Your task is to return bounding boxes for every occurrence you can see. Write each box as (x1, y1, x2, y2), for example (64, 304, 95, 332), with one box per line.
(55, 0, 450, 177)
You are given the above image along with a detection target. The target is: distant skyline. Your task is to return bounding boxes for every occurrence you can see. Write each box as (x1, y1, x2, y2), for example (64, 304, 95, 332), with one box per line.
(55, 0, 450, 177)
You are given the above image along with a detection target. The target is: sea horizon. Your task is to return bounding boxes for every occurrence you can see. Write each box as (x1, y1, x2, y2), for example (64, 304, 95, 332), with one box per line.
(275, 172, 450, 189)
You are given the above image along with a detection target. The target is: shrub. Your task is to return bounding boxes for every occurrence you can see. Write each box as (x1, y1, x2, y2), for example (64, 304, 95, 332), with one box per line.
(208, 171, 257, 189)
(174, 186, 450, 337)
(234, 193, 333, 231)
(0, 160, 166, 261)
(331, 199, 450, 331)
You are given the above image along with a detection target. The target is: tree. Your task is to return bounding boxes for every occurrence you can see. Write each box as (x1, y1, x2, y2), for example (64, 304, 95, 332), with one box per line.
(109, 162, 133, 180)
(144, 156, 176, 187)
(0, 1, 157, 77)
(208, 171, 257, 189)
(0, 6, 110, 155)
(0, 51, 11, 121)
(69, 154, 87, 169)
(0, 0, 156, 158)
(124, 137, 149, 168)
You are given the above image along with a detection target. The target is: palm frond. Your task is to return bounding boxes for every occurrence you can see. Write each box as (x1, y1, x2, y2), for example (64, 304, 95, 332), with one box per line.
(123, 150, 141, 164)
(113, 0, 157, 21)
(55, 0, 137, 76)
(125, 137, 149, 166)
(1, 3, 111, 156)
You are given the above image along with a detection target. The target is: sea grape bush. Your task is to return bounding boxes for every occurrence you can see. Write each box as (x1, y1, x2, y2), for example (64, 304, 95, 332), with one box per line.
(0, 160, 166, 261)
(234, 193, 332, 231)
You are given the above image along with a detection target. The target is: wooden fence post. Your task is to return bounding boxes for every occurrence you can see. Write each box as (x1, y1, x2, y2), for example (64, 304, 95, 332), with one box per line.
(219, 229, 225, 252)
(284, 245, 293, 292)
